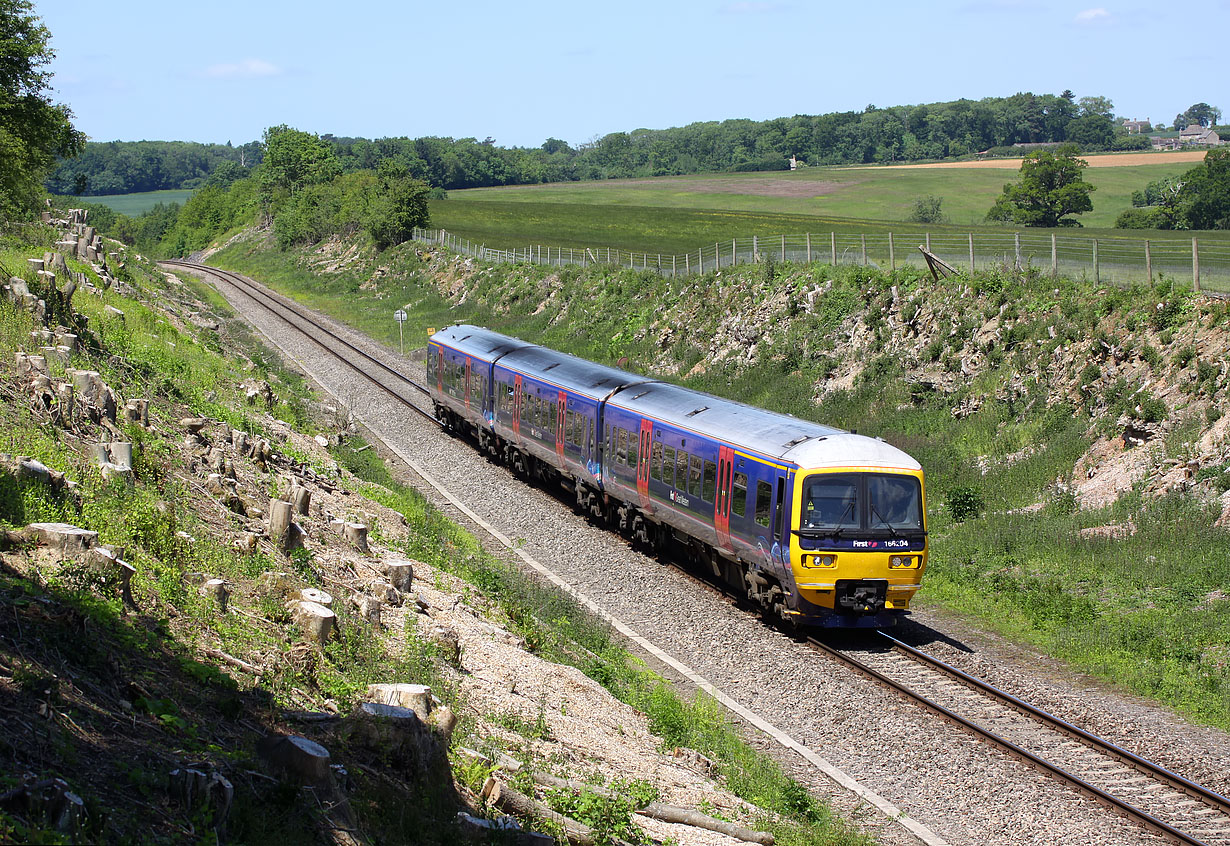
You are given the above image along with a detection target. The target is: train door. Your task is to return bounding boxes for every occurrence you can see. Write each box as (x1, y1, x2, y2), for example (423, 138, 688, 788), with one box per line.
(715, 445, 734, 551)
(636, 419, 653, 510)
(555, 391, 567, 466)
(464, 358, 472, 411)
(512, 374, 523, 438)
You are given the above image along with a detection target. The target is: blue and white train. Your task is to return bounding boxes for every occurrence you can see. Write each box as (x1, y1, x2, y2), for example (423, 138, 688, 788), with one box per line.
(427, 325, 927, 628)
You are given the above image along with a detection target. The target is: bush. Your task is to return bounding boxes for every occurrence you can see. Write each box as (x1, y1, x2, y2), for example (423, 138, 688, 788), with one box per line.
(947, 486, 984, 522)
(908, 195, 947, 224)
(1115, 207, 1168, 230)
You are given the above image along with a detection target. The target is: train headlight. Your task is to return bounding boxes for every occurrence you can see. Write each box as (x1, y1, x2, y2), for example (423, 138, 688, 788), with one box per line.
(804, 554, 836, 568)
(889, 555, 918, 568)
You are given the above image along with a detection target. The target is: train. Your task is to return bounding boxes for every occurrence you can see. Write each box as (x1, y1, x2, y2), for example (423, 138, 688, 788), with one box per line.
(426, 325, 927, 628)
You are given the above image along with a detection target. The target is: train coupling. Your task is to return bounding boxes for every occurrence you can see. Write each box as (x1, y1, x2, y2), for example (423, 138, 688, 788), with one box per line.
(835, 579, 888, 614)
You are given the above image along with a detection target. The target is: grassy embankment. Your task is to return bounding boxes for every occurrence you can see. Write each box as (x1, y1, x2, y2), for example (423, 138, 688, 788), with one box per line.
(210, 233, 1230, 731)
(0, 224, 867, 845)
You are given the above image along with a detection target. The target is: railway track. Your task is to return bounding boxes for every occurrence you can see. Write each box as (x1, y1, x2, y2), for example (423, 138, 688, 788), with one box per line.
(166, 258, 1230, 845)
(814, 633, 1230, 846)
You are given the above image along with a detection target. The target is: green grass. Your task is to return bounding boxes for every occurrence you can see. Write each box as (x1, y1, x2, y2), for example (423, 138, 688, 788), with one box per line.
(448, 158, 1201, 230)
(53, 188, 194, 215)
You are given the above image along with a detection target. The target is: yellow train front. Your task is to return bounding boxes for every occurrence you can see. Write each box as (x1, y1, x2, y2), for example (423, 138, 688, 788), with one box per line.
(782, 437, 927, 627)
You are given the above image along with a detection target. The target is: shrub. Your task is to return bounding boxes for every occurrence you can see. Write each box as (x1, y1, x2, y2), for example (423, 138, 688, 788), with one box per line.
(947, 486, 984, 522)
(908, 195, 946, 224)
(1114, 207, 1168, 230)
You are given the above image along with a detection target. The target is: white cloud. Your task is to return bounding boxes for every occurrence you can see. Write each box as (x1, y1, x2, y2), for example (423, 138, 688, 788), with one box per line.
(1074, 7, 1111, 23)
(202, 58, 282, 79)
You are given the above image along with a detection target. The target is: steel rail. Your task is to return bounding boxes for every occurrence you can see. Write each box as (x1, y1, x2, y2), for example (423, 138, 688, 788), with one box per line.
(159, 260, 440, 426)
(877, 630, 1230, 817)
(810, 635, 1212, 846)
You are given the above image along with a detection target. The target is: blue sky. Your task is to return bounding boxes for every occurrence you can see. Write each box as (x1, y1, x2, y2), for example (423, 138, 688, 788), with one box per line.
(38, 0, 1230, 148)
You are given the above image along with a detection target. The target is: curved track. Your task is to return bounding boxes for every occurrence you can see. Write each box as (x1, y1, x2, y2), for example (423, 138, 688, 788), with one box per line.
(165, 258, 1230, 846)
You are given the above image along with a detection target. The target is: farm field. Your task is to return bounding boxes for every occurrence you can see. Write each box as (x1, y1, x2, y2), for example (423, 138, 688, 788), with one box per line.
(448, 155, 1202, 230)
(57, 188, 194, 215)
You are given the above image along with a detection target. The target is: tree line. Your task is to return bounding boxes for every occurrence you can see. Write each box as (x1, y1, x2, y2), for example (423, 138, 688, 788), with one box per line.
(49, 91, 1157, 197)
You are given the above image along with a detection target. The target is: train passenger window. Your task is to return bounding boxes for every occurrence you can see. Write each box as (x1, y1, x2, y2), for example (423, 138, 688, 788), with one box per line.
(662, 446, 676, 487)
(703, 461, 716, 502)
(675, 450, 689, 490)
(689, 456, 703, 497)
(755, 481, 772, 528)
(650, 442, 663, 481)
(617, 428, 628, 465)
(549, 401, 557, 430)
(427, 352, 435, 381)
(732, 472, 748, 518)
(565, 410, 574, 442)
(588, 420, 594, 458)
(773, 477, 785, 537)
(628, 431, 639, 467)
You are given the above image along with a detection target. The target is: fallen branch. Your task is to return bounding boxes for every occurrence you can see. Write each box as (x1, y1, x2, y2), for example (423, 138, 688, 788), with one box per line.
(531, 772, 773, 845)
(482, 777, 632, 846)
(204, 648, 260, 675)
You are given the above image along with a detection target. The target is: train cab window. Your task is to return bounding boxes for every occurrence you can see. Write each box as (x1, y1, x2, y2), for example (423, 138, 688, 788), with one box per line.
(703, 461, 716, 502)
(662, 446, 676, 487)
(754, 481, 772, 528)
(650, 442, 663, 481)
(689, 455, 703, 497)
(675, 450, 689, 490)
(802, 475, 860, 529)
(732, 472, 749, 518)
(617, 428, 628, 465)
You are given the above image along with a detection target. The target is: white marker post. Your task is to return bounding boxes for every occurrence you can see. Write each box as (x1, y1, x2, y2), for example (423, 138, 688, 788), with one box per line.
(394, 309, 407, 355)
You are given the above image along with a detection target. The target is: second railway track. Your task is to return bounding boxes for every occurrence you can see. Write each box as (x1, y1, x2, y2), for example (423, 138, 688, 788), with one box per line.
(165, 258, 1230, 846)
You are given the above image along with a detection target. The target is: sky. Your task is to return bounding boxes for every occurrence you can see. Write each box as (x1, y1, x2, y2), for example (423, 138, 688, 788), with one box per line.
(37, 0, 1230, 149)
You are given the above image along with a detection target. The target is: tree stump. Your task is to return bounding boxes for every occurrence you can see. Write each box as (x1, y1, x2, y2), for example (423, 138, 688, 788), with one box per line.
(87, 546, 136, 607)
(108, 442, 133, 471)
(365, 683, 432, 718)
(343, 522, 368, 552)
(291, 600, 335, 646)
(352, 594, 382, 626)
(429, 625, 462, 665)
(260, 734, 332, 785)
(386, 560, 413, 591)
(200, 578, 229, 612)
(300, 587, 332, 608)
(291, 484, 311, 516)
(268, 499, 297, 551)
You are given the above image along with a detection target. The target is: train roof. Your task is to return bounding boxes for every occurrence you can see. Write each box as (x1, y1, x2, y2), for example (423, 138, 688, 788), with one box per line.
(607, 381, 920, 472)
(430, 325, 535, 360)
(497, 345, 650, 400)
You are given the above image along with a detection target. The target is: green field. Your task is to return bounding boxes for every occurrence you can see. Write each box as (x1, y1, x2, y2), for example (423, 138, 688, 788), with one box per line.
(443, 158, 1197, 232)
(59, 188, 194, 215)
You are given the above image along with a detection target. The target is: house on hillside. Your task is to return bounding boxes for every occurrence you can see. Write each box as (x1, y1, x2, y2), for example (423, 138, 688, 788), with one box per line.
(1180, 124, 1223, 146)
(1122, 118, 1150, 134)
(1151, 136, 1181, 151)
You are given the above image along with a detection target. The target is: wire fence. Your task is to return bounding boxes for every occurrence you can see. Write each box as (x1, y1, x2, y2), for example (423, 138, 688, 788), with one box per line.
(410, 227, 1230, 294)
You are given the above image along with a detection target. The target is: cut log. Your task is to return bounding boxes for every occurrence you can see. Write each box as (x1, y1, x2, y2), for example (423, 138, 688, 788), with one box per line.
(365, 683, 432, 719)
(343, 522, 368, 552)
(385, 560, 413, 591)
(268, 499, 295, 551)
(291, 600, 336, 646)
(529, 772, 774, 845)
(200, 578, 229, 612)
(26, 522, 97, 555)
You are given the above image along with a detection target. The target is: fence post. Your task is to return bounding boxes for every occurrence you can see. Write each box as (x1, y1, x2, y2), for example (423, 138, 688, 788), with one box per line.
(831, 232, 836, 266)
(861, 234, 867, 265)
(806, 233, 812, 263)
(781, 234, 786, 263)
(969, 233, 975, 274)
(1093, 239, 1099, 284)
(925, 232, 931, 252)
(715, 242, 719, 271)
(1051, 233, 1057, 278)
(753, 235, 758, 262)
(1014, 232, 1021, 270)
(1193, 238, 1201, 291)
(1145, 240, 1152, 282)
(889, 232, 895, 271)
(732, 238, 737, 266)
(673, 255, 676, 277)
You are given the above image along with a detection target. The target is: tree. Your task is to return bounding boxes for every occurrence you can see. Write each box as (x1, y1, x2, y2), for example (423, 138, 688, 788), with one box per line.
(0, 0, 84, 218)
(258, 125, 341, 196)
(1077, 95, 1114, 118)
(986, 145, 1095, 227)
(363, 160, 430, 249)
(1180, 148, 1230, 229)
(1173, 103, 1222, 130)
(1065, 113, 1115, 148)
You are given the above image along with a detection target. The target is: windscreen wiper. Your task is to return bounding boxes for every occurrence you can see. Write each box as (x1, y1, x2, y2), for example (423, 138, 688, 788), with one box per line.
(869, 503, 900, 537)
